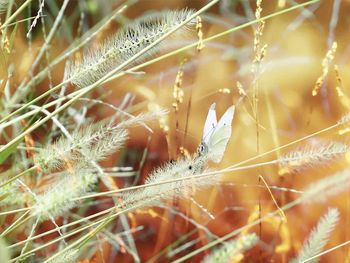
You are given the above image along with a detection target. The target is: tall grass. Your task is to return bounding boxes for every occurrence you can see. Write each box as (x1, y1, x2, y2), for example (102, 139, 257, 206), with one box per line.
(3, 0, 350, 262)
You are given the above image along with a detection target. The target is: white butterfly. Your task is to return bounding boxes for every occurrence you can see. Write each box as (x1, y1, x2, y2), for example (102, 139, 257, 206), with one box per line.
(198, 103, 235, 163)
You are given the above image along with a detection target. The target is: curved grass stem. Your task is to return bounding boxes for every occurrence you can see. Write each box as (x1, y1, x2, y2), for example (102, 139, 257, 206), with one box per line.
(0, 165, 38, 188)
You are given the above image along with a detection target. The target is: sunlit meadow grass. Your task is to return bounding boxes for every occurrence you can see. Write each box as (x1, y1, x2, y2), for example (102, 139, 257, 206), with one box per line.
(1, 0, 350, 262)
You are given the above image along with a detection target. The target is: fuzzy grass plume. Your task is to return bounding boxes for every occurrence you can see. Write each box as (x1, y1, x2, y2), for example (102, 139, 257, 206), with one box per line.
(290, 208, 340, 263)
(120, 154, 218, 210)
(67, 9, 195, 88)
(278, 141, 349, 174)
(31, 169, 98, 220)
(202, 233, 258, 263)
(32, 111, 163, 219)
(36, 111, 162, 172)
(36, 120, 128, 172)
(2, 0, 346, 262)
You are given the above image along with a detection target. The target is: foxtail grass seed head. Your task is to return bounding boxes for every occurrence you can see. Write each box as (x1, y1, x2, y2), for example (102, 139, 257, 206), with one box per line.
(115, 108, 168, 130)
(120, 155, 218, 210)
(36, 110, 163, 172)
(33, 111, 165, 218)
(36, 120, 128, 172)
(278, 141, 349, 175)
(202, 233, 258, 263)
(67, 9, 195, 88)
(290, 208, 339, 263)
(31, 169, 97, 220)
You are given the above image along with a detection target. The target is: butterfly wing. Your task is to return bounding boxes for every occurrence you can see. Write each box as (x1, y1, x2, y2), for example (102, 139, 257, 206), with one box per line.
(207, 105, 235, 163)
(202, 103, 218, 144)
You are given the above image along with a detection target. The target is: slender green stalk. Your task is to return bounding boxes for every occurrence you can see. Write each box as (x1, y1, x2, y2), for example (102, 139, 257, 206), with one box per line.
(30, 0, 70, 72)
(225, 122, 339, 170)
(0, 81, 68, 125)
(43, 195, 163, 262)
(75, 160, 279, 201)
(8, 207, 116, 250)
(0, 90, 84, 130)
(9, 218, 106, 262)
(0, 166, 38, 188)
(6, 117, 340, 253)
(104, 0, 321, 84)
(0, 207, 30, 217)
(0, 210, 30, 238)
(1, 0, 14, 47)
(173, 198, 303, 263)
(0, 0, 136, 125)
(0, 0, 220, 155)
(302, 240, 350, 263)
(0, 0, 320, 129)
(0, 0, 32, 29)
(12, 203, 143, 262)
(0, 0, 324, 262)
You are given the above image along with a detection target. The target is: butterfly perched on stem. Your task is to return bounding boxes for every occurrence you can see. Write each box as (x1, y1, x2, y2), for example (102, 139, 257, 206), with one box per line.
(198, 103, 235, 163)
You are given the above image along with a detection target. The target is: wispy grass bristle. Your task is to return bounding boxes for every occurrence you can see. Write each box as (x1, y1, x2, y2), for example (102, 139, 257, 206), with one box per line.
(32, 169, 97, 220)
(36, 120, 128, 172)
(278, 141, 349, 174)
(202, 233, 258, 263)
(121, 155, 217, 210)
(36, 110, 164, 172)
(67, 9, 195, 88)
(290, 208, 339, 263)
(32, 110, 165, 219)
